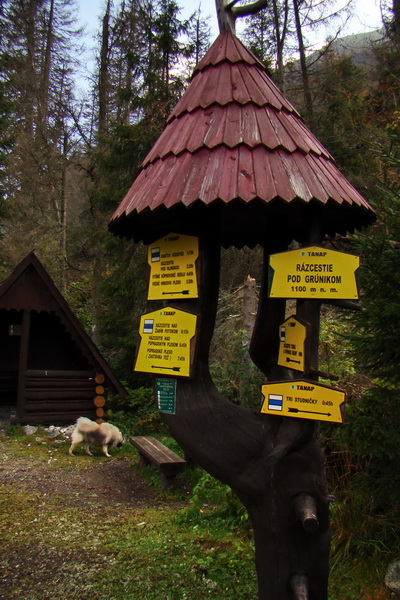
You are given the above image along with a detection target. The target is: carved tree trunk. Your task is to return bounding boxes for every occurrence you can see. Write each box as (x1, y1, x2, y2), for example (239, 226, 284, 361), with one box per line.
(216, 0, 237, 33)
(215, 0, 270, 33)
(160, 226, 331, 600)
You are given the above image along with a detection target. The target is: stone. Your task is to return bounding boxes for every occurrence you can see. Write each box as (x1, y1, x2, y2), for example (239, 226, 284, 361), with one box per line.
(385, 561, 400, 594)
(23, 425, 38, 435)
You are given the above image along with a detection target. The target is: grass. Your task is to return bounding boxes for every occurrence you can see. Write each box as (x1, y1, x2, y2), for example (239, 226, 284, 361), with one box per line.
(0, 489, 257, 600)
(0, 427, 395, 600)
(0, 429, 257, 600)
(327, 494, 397, 600)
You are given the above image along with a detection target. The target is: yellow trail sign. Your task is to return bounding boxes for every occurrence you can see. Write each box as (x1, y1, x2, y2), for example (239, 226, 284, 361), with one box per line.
(278, 315, 307, 372)
(261, 380, 345, 423)
(147, 233, 199, 300)
(269, 246, 359, 300)
(134, 307, 197, 378)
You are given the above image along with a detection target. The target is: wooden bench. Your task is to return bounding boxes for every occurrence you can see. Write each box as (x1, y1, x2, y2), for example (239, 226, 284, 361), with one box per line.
(130, 436, 187, 489)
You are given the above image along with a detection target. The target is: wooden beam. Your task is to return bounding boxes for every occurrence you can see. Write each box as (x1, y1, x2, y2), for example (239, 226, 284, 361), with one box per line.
(17, 310, 31, 420)
(291, 574, 309, 600)
(26, 369, 95, 378)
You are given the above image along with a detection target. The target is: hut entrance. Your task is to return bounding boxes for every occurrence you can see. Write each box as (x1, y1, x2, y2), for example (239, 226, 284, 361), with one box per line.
(0, 308, 22, 408)
(0, 307, 93, 414)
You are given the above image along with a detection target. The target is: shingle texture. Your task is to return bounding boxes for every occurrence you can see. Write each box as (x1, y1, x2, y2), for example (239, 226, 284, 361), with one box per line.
(110, 32, 374, 247)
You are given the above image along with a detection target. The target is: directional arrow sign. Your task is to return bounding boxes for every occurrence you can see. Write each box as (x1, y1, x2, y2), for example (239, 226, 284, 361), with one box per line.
(147, 233, 199, 300)
(134, 307, 197, 377)
(260, 380, 346, 423)
(269, 246, 360, 300)
(278, 315, 308, 372)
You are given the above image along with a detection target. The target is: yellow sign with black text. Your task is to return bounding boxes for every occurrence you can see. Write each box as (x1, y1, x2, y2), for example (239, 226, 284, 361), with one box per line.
(147, 233, 199, 300)
(134, 307, 197, 377)
(278, 316, 307, 372)
(269, 246, 359, 300)
(261, 380, 345, 423)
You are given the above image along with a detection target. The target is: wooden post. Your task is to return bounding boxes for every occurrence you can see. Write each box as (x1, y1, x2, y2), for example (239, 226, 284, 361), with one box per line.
(294, 493, 319, 533)
(17, 310, 31, 420)
(291, 574, 310, 600)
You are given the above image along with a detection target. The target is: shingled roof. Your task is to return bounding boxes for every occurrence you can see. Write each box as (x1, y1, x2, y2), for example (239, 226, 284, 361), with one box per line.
(109, 31, 375, 248)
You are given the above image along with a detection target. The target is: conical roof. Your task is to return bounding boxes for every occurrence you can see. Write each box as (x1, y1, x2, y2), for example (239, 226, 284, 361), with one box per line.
(109, 32, 375, 248)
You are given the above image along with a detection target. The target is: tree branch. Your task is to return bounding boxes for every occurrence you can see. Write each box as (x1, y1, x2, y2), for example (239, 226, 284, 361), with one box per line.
(231, 0, 269, 17)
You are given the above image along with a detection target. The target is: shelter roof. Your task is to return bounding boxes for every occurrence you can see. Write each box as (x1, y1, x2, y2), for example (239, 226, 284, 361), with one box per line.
(0, 252, 126, 397)
(109, 31, 375, 248)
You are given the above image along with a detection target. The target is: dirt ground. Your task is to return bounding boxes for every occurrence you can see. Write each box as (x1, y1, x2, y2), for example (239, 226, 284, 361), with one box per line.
(0, 407, 172, 509)
(0, 446, 161, 508)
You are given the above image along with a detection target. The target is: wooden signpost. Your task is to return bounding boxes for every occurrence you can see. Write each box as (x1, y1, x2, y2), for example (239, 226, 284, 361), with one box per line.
(109, 14, 375, 599)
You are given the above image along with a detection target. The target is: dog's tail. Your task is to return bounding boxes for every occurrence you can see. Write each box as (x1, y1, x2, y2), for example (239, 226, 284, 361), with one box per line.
(75, 417, 98, 434)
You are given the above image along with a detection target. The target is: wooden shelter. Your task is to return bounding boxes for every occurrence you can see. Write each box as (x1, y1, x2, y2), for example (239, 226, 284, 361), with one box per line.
(0, 252, 126, 424)
(110, 32, 375, 247)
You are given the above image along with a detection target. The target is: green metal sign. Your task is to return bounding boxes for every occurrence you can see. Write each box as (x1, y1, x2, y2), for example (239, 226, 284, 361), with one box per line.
(155, 378, 177, 414)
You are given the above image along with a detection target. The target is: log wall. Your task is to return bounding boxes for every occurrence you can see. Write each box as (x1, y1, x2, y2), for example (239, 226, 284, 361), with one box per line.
(19, 370, 100, 424)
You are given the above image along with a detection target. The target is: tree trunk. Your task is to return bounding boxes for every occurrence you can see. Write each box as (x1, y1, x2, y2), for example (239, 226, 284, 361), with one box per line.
(58, 130, 68, 295)
(25, 0, 37, 137)
(215, 0, 269, 34)
(242, 275, 257, 348)
(272, 0, 289, 90)
(215, 0, 237, 33)
(393, 0, 400, 42)
(38, 0, 54, 131)
(160, 225, 331, 600)
(292, 0, 314, 125)
(98, 0, 111, 136)
(89, 0, 112, 344)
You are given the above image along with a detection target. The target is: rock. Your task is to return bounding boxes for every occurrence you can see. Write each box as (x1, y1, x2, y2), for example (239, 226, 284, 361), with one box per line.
(23, 425, 38, 435)
(385, 561, 400, 594)
(60, 425, 75, 439)
(47, 426, 60, 438)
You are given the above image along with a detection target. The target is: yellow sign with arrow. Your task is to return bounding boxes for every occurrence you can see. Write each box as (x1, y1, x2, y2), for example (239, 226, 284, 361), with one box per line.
(278, 315, 307, 372)
(134, 307, 197, 377)
(147, 233, 199, 300)
(261, 380, 345, 423)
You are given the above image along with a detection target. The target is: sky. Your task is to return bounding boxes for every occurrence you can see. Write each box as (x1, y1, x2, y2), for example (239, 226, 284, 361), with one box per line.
(76, 0, 384, 47)
(74, 0, 384, 92)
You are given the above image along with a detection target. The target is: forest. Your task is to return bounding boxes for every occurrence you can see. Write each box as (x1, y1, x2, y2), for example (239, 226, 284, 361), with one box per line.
(1, 0, 400, 597)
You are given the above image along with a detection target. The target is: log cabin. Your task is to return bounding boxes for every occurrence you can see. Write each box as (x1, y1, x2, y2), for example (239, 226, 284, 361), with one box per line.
(0, 252, 126, 424)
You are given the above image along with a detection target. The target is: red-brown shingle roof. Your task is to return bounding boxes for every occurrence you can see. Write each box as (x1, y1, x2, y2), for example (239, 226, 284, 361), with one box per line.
(110, 31, 374, 247)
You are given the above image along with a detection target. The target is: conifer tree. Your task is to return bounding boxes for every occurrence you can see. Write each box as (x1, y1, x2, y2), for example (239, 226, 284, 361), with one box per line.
(79, 0, 196, 352)
(243, 0, 290, 86)
(0, 0, 82, 287)
(186, 4, 211, 68)
(0, 2, 13, 251)
(241, 0, 354, 123)
(352, 121, 400, 385)
(333, 18, 400, 519)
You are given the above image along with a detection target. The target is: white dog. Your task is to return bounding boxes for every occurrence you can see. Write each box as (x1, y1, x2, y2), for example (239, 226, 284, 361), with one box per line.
(69, 417, 123, 458)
